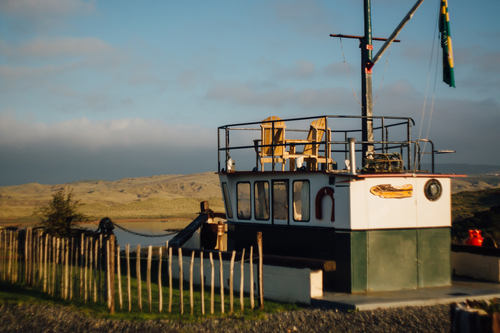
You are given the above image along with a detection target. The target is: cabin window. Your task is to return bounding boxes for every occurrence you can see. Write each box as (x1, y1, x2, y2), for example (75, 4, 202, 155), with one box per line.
(222, 182, 233, 219)
(237, 182, 251, 220)
(272, 180, 288, 222)
(293, 180, 310, 222)
(254, 181, 270, 220)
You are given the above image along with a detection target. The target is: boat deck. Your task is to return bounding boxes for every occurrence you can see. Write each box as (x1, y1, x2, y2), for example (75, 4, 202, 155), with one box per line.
(312, 276, 500, 311)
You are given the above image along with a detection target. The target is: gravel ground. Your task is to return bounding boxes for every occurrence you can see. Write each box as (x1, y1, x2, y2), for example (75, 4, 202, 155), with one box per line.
(0, 302, 450, 332)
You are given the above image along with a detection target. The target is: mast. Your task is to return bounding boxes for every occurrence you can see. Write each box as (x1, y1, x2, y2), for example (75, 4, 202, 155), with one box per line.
(330, 0, 426, 167)
(361, 0, 374, 164)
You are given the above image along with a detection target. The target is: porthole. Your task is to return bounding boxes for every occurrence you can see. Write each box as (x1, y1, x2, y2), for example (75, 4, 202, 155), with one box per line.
(424, 179, 442, 201)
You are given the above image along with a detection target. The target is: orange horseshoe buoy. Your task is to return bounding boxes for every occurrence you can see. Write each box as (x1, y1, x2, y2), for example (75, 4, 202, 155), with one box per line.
(315, 187, 335, 221)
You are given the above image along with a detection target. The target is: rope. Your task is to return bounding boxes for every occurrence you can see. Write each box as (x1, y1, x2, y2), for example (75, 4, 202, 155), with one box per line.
(340, 38, 362, 107)
(418, 0, 441, 156)
(112, 222, 179, 238)
(373, 44, 391, 105)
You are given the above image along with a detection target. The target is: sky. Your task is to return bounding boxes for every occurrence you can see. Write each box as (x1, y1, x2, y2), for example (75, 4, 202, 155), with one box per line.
(1, 0, 499, 186)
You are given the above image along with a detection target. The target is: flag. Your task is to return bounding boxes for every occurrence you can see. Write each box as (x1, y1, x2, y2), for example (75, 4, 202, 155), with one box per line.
(439, 0, 455, 88)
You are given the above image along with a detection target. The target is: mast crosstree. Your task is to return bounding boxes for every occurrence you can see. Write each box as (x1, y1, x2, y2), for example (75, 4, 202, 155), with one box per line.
(330, 0, 425, 166)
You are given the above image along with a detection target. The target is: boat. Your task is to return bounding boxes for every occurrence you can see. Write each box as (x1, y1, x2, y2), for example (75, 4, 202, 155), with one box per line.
(215, 0, 462, 293)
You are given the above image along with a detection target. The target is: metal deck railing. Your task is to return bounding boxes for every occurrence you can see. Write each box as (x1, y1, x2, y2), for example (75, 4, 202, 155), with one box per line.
(217, 115, 441, 174)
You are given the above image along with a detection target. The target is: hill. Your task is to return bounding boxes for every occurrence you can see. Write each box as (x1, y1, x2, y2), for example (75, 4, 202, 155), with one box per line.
(451, 188, 500, 243)
(0, 172, 223, 224)
(0, 170, 498, 227)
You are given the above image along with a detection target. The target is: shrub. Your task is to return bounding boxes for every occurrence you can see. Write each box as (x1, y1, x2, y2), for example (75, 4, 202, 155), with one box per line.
(33, 187, 90, 237)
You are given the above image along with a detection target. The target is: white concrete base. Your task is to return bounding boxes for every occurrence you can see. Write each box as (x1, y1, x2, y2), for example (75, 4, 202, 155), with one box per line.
(168, 254, 322, 305)
(452, 251, 500, 282)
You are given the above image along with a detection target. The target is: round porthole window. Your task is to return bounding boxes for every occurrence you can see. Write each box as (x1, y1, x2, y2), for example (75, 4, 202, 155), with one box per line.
(424, 179, 442, 201)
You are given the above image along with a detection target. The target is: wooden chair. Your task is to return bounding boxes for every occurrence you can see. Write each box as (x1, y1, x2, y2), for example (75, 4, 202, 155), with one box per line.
(257, 116, 287, 171)
(286, 117, 333, 171)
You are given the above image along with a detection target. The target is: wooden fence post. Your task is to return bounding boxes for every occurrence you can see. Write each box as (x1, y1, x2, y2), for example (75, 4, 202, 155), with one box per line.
(219, 251, 224, 314)
(229, 251, 236, 314)
(14, 231, 18, 283)
(210, 252, 214, 314)
(60, 238, 64, 299)
(200, 251, 205, 315)
(240, 248, 245, 312)
(147, 245, 152, 313)
(250, 246, 254, 309)
(168, 246, 172, 313)
(178, 248, 183, 315)
(71, 237, 75, 300)
(24, 229, 28, 284)
(80, 234, 84, 298)
(107, 240, 111, 310)
(158, 246, 162, 313)
(136, 244, 142, 312)
(65, 238, 69, 299)
(93, 238, 98, 303)
(84, 237, 88, 302)
(8, 231, 12, 282)
(56, 238, 60, 298)
(117, 244, 123, 311)
(99, 235, 103, 303)
(39, 232, 44, 286)
(190, 251, 194, 315)
(0, 230, 3, 281)
(257, 232, 264, 310)
(126, 244, 131, 312)
(31, 229, 35, 285)
(44, 234, 48, 292)
(109, 235, 116, 314)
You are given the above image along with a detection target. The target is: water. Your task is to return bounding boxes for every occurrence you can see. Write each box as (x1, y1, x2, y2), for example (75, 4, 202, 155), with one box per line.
(79, 221, 181, 249)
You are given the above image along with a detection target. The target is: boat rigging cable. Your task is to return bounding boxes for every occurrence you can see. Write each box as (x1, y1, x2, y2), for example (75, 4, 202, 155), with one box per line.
(339, 37, 391, 108)
(373, 44, 391, 105)
(339, 37, 362, 107)
(418, 0, 441, 154)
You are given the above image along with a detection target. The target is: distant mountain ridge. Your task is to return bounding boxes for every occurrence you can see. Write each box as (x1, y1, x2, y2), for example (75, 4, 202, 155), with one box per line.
(422, 163, 500, 175)
(0, 167, 498, 223)
(0, 172, 224, 223)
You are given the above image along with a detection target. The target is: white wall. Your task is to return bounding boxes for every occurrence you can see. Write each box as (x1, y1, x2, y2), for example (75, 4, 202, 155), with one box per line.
(452, 251, 500, 282)
(166, 252, 322, 304)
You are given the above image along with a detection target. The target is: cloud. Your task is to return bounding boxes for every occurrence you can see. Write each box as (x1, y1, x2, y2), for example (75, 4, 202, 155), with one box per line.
(275, 60, 316, 80)
(0, 115, 217, 185)
(0, 37, 125, 92)
(0, 0, 95, 16)
(370, 80, 500, 166)
(0, 115, 213, 150)
(271, 0, 335, 37)
(205, 81, 354, 111)
(0, 37, 115, 60)
(0, 0, 95, 32)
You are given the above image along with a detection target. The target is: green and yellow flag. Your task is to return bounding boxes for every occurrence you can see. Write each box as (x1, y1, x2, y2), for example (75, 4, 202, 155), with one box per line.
(439, 0, 455, 87)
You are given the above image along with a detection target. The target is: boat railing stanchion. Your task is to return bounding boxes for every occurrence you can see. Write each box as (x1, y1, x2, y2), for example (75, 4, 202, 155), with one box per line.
(348, 137, 357, 174)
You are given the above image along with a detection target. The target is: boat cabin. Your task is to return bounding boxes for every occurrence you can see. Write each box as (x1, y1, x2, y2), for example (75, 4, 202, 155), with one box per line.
(217, 115, 457, 293)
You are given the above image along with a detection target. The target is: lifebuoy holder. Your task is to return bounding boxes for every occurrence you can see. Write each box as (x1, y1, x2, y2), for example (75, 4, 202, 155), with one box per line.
(315, 187, 335, 222)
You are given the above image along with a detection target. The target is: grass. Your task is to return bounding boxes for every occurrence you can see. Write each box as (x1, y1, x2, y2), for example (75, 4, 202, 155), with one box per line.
(451, 188, 500, 243)
(452, 188, 500, 221)
(0, 260, 304, 323)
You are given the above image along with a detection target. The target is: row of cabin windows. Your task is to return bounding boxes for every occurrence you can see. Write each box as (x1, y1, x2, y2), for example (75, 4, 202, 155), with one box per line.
(221, 180, 310, 222)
